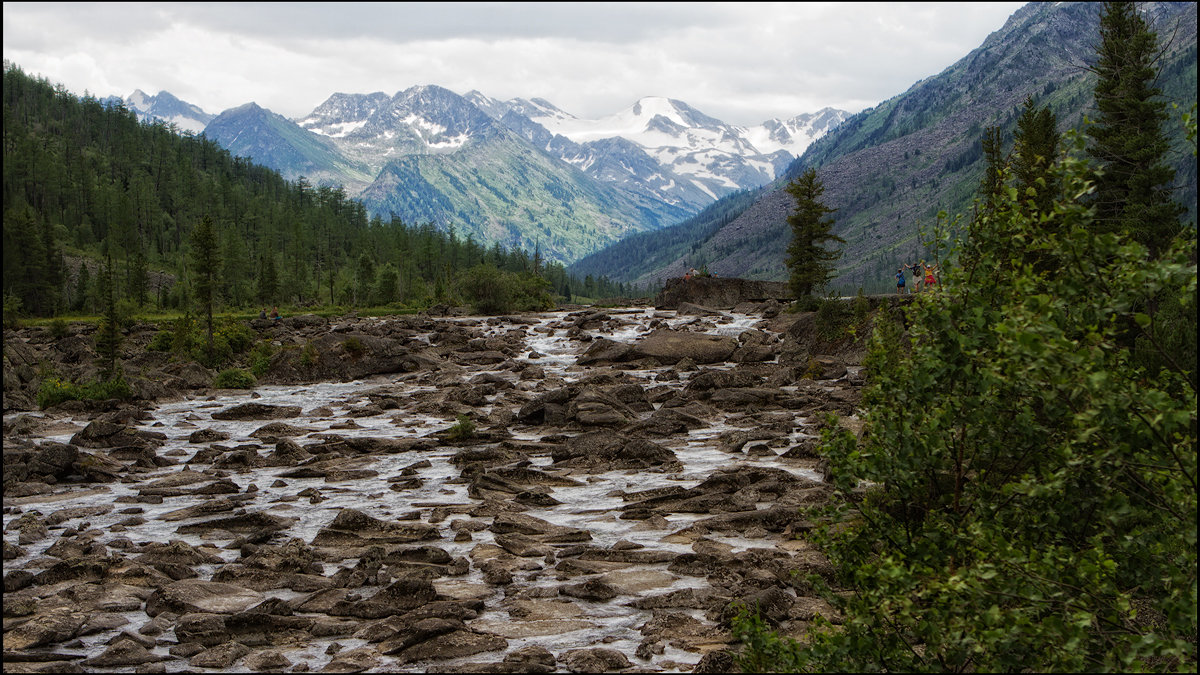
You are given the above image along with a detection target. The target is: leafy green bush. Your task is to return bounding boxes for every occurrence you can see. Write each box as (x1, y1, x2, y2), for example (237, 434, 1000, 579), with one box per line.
(213, 368, 256, 389)
(36, 378, 85, 408)
(756, 140, 1197, 672)
(446, 414, 476, 440)
(299, 341, 318, 368)
(217, 319, 256, 354)
(36, 376, 133, 409)
(4, 293, 22, 329)
(249, 341, 276, 377)
(48, 318, 69, 339)
(147, 327, 173, 351)
(456, 264, 554, 315)
(342, 336, 365, 357)
(814, 297, 852, 341)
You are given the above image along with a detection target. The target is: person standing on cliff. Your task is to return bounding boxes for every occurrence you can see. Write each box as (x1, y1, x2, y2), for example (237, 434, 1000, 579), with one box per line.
(896, 269, 906, 295)
(908, 262, 924, 293)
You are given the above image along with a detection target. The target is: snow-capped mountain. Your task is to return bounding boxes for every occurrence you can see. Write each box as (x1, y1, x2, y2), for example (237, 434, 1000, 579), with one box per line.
(298, 86, 499, 171)
(124, 89, 214, 134)
(184, 84, 846, 264)
(465, 92, 848, 203)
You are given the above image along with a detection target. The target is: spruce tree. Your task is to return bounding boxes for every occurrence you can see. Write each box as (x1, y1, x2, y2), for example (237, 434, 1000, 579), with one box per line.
(190, 216, 219, 365)
(95, 255, 123, 381)
(1013, 96, 1060, 215)
(1086, 0, 1183, 256)
(784, 168, 844, 299)
(978, 125, 1008, 218)
(257, 252, 278, 305)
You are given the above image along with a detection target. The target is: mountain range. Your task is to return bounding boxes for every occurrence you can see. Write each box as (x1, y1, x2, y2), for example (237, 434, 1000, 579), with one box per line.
(125, 85, 848, 264)
(569, 0, 1198, 291)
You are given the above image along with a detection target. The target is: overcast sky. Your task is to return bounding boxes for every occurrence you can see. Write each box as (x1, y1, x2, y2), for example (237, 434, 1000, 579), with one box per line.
(3, 2, 1027, 126)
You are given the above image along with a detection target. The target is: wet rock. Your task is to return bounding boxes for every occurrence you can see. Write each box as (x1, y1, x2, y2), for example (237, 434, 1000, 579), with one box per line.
(175, 510, 295, 539)
(80, 636, 171, 668)
(561, 647, 632, 672)
(210, 403, 302, 421)
(243, 648, 293, 671)
(389, 628, 508, 665)
(320, 646, 381, 672)
(632, 329, 737, 365)
(311, 508, 440, 552)
(69, 420, 164, 449)
(559, 577, 620, 601)
(190, 640, 250, 668)
(145, 579, 264, 616)
(329, 577, 440, 619)
(575, 338, 634, 366)
(551, 431, 680, 472)
(490, 513, 591, 543)
(188, 428, 230, 443)
(4, 607, 89, 649)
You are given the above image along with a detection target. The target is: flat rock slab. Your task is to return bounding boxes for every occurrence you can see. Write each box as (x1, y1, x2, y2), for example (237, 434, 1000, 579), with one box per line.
(145, 579, 264, 616)
(211, 403, 302, 420)
(471, 618, 595, 638)
(632, 329, 737, 365)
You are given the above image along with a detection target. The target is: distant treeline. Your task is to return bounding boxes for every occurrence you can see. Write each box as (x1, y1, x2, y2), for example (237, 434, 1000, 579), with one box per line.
(2, 62, 643, 318)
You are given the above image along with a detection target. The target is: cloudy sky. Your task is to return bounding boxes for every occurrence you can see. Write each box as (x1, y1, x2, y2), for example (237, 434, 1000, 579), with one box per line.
(3, 2, 1027, 125)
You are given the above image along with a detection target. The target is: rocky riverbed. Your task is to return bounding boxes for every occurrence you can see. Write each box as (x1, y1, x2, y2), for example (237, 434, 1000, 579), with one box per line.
(3, 302, 868, 673)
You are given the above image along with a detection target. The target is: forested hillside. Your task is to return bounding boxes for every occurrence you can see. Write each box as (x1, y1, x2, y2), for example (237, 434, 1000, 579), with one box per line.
(580, 1, 1197, 293)
(2, 62, 638, 321)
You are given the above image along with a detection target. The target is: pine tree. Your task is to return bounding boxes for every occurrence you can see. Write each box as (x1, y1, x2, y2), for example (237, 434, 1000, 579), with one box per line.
(128, 246, 149, 308)
(190, 216, 219, 364)
(94, 254, 123, 381)
(784, 168, 844, 299)
(978, 125, 1009, 218)
(257, 252, 278, 305)
(1012, 96, 1060, 215)
(1086, 0, 1183, 256)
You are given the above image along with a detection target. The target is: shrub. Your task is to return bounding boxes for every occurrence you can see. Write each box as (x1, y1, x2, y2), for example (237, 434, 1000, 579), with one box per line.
(3, 293, 22, 329)
(753, 139, 1197, 672)
(814, 297, 852, 341)
(447, 414, 476, 440)
(213, 368, 256, 389)
(36, 376, 133, 409)
(343, 336, 365, 357)
(147, 328, 173, 351)
(48, 318, 69, 339)
(36, 378, 85, 409)
(249, 341, 276, 378)
(299, 341, 319, 368)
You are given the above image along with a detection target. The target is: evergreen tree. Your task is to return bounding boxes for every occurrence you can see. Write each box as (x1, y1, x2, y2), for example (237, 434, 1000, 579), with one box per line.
(128, 246, 149, 307)
(734, 134, 1198, 674)
(1013, 96, 1060, 215)
(377, 263, 398, 305)
(71, 264, 90, 313)
(190, 216, 219, 364)
(978, 125, 1009, 218)
(94, 255, 123, 380)
(257, 252, 278, 305)
(784, 168, 844, 299)
(1086, 0, 1184, 255)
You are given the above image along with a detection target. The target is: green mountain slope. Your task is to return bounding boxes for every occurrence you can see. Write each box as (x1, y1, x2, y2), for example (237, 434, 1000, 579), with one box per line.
(356, 127, 692, 265)
(203, 103, 375, 190)
(578, 1, 1197, 293)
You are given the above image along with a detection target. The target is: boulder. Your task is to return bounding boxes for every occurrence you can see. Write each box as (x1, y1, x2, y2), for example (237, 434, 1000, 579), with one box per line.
(632, 329, 736, 365)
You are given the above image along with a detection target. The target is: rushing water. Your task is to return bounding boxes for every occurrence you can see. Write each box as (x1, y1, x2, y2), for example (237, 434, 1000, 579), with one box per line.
(3, 309, 840, 673)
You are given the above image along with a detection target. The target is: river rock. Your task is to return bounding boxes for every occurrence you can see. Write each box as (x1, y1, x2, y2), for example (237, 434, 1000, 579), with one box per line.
(145, 579, 264, 616)
(631, 329, 736, 365)
(210, 403, 302, 420)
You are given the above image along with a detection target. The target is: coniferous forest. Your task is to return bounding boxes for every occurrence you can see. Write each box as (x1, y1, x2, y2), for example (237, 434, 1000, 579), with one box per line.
(2, 62, 642, 323)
